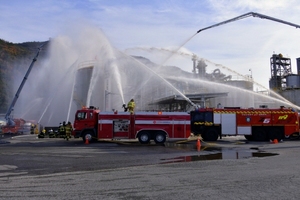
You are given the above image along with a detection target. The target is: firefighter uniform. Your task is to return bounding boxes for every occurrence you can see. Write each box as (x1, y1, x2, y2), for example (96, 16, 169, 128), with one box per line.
(34, 125, 39, 135)
(58, 123, 65, 138)
(48, 129, 54, 138)
(30, 124, 35, 134)
(38, 128, 46, 138)
(65, 122, 73, 141)
(127, 99, 135, 114)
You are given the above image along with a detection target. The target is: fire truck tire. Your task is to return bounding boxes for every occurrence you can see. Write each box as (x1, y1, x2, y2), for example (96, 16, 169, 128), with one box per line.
(252, 128, 267, 141)
(154, 131, 166, 144)
(83, 132, 93, 143)
(244, 135, 253, 141)
(268, 128, 283, 141)
(203, 128, 219, 141)
(138, 131, 150, 144)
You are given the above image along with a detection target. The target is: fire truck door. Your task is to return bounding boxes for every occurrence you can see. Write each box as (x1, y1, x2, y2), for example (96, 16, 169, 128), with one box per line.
(113, 120, 130, 138)
(221, 114, 236, 135)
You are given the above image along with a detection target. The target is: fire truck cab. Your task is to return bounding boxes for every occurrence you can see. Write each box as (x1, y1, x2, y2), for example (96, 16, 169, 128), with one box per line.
(73, 106, 191, 144)
(190, 107, 300, 141)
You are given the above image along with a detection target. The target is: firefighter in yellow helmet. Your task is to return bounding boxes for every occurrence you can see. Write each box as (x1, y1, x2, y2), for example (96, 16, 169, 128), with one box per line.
(38, 128, 46, 138)
(127, 99, 135, 114)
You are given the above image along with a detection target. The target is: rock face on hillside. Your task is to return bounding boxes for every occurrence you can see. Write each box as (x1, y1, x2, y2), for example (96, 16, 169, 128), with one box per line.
(0, 39, 49, 113)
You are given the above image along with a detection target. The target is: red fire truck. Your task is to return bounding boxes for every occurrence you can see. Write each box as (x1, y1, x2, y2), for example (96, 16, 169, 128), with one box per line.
(1, 118, 27, 134)
(190, 107, 300, 141)
(72, 106, 191, 144)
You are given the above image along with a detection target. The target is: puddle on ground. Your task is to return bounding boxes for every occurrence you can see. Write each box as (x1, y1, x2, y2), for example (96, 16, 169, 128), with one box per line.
(160, 148, 278, 163)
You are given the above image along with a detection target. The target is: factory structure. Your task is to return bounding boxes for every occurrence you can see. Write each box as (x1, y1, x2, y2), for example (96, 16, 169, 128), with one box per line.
(148, 53, 300, 111)
(269, 53, 300, 106)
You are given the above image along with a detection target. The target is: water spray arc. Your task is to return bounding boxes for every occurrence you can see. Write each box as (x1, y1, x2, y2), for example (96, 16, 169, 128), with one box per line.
(119, 50, 197, 108)
(108, 58, 126, 105)
(126, 46, 298, 109)
(202, 59, 295, 105)
(38, 97, 54, 124)
(128, 10, 300, 108)
(20, 98, 43, 119)
(67, 64, 79, 122)
(77, 61, 96, 108)
(18, 17, 300, 128)
(37, 59, 79, 125)
(155, 12, 300, 77)
(166, 75, 300, 110)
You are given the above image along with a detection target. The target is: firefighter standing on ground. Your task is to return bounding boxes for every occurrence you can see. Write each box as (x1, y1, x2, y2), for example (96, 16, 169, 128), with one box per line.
(58, 122, 65, 138)
(30, 123, 36, 134)
(48, 128, 54, 138)
(34, 125, 39, 134)
(38, 128, 46, 138)
(127, 99, 135, 114)
(65, 122, 73, 141)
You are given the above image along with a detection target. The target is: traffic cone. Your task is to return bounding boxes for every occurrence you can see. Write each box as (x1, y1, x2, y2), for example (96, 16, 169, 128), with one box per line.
(196, 138, 201, 151)
(273, 139, 278, 144)
(85, 137, 89, 145)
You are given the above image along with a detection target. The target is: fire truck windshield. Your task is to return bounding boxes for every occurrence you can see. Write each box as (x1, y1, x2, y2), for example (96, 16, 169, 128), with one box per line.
(192, 111, 213, 122)
(76, 112, 87, 120)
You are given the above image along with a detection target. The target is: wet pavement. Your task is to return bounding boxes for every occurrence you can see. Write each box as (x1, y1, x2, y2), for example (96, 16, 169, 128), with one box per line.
(160, 149, 278, 164)
(1, 134, 300, 199)
(0, 134, 289, 176)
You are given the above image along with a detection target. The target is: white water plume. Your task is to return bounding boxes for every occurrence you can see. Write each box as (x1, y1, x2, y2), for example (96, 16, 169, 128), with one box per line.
(125, 46, 295, 106)
(10, 23, 299, 128)
(13, 24, 185, 126)
(165, 75, 300, 110)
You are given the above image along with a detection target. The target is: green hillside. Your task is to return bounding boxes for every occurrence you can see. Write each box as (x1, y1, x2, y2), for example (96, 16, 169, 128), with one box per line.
(0, 39, 48, 113)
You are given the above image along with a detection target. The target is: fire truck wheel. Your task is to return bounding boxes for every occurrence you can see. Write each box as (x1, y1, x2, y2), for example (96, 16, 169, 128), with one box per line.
(138, 131, 150, 144)
(83, 132, 93, 143)
(154, 131, 166, 144)
(244, 135, 253, 141)
(204, 128, 219, 141)
(252, 128, 267, 141)
(268, 128, 283, 141)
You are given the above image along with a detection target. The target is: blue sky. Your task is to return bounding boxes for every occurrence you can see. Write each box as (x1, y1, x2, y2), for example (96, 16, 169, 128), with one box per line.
(1, 0, 300, 89)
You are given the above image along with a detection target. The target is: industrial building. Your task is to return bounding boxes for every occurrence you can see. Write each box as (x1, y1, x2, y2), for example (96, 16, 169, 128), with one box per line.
(148, 55, 254, 111)
(269, 54, 300, 106)
(149, 53, 300, 111)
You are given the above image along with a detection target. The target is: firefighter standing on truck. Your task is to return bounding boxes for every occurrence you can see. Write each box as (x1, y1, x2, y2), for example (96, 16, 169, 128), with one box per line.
(127, 99, 135, 114)
(65, 122, 73, 141)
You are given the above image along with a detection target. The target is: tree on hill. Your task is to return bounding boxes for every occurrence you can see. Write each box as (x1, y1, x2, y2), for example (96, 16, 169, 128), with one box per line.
(0, 39, 48, 113)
